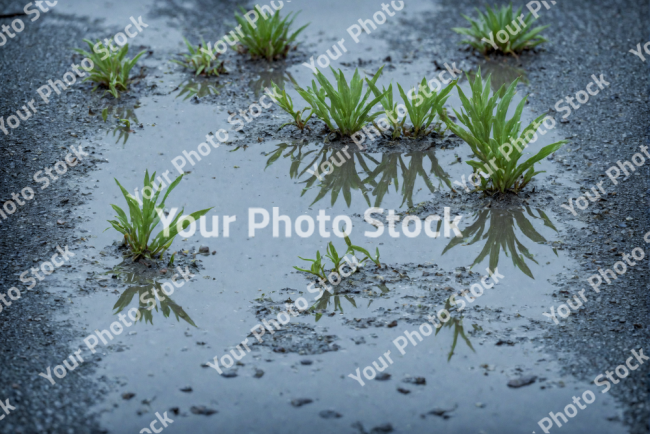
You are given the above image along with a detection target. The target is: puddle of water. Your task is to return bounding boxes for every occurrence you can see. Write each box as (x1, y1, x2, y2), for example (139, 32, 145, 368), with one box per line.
(280, 0, 436, 57)
(55, 0, 185, 55)
(55, 0, 155, 28)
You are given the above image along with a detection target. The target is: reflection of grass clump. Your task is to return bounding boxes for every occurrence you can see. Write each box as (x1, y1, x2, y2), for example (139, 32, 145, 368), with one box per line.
(173, 37, 225, 76)
(442, 207, 558, 279)
(452, 4, 548, 55)
(442, 69, 566, 194)
(100, 106, 140, 146)
(234, 7, 308, 61)
(108, 171, 211, 260)
(113, 278, 197, 327)
(437, 296, 474, 361)
(264, 143, 453, 209)
(310, 290, 358, 322)
(469, 61, 528, 97)
(74, 39, 146, 98)
(175, 79, 220, 101)
(366, 151, 453, 208)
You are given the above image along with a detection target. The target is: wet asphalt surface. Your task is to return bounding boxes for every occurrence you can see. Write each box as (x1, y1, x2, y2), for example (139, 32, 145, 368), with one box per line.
(0, 0, 649, 433)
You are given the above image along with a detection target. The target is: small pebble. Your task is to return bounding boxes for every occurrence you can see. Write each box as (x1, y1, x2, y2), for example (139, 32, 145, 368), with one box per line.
(291, 398, 313, 407)
(190, 406, 217, 416)
(319, 410, 342, 419)
(507, 375, 537, 388)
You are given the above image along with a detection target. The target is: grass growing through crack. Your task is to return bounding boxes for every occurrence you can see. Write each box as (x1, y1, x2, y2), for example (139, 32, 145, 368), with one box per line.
(74, 39, 146, 98)
(442, 69, 566, 194)
(172, 37, 225, 76)
(294, 234, 381, 280)
(452, 4, 548, 55)
(108, 171, 211, 260)
(295, 66, 386, 137)
(234, 7, 308, 61)
(267, 82, 312, 131)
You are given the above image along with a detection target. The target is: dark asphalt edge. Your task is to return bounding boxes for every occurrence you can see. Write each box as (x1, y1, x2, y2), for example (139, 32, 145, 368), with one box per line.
(0, 7, 141, 434)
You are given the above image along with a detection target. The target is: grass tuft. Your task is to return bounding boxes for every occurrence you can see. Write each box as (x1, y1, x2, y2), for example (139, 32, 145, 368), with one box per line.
(366, 82, 405, 139)
(452, 4, 548, 55)
(172, 37, 225, 76)
(396, 78, 455, 137)
(295, 66, 386, 137)
(74, 39, 146, 98)
(107, 171, 211, 260)
(442, 68, 566, 194)
(266, 81, 312, 131)
(234, 7, 308, 61)
(368, 77, 456, 138)
(294, 233, 381, 281)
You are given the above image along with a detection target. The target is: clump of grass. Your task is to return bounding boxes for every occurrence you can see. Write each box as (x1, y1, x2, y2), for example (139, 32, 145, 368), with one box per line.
(295, 249, 327, 279)
(397, 78, 455, 137)
(266, 81, 312, 131)
(234, 7, 308, 61)
(442, 69, 566, 194)
(108, 171, 211, 260)
(74, 39, 146, 98)
(452, 4, 548, 55)
(366, 82, 405, 139)
(295, 66, 386, 137)
(367, 76, 455, 138)
(172, 37, 225, 76)
(294, 234, 381, 280)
